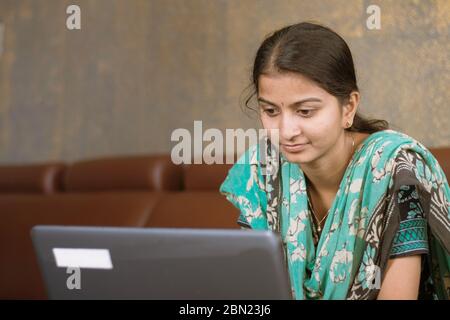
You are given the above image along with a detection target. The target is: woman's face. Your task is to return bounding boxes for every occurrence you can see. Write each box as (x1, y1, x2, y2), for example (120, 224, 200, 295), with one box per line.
(257, 72, 348, 165)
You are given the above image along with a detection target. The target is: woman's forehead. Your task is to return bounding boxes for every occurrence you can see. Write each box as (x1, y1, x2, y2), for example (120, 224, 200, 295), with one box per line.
(258, 73, 330, 103)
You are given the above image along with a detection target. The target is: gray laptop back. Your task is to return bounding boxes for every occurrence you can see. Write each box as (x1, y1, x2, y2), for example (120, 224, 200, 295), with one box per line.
(31, 226, 292, 300)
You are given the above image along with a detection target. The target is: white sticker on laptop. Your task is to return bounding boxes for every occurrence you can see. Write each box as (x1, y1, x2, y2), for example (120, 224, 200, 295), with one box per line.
(53, 248, 113, 269)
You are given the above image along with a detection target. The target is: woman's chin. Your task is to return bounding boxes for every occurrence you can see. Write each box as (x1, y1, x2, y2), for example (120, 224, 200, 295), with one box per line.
(281, 151, 310, 164)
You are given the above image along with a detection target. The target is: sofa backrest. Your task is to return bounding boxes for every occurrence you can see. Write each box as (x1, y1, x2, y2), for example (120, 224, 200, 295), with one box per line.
(64, 154, 183, 192)
(0, 163, 66, 194)
(182, 162, 232, 191)
(0, 154, 184, 299)
(144, 161, 239, 229)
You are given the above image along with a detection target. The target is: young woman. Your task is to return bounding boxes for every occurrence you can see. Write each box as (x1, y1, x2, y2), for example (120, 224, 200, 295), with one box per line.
(220, 22, 450, 300)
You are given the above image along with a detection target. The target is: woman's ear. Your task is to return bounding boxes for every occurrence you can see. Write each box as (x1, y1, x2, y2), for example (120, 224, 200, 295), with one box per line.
(342, 91, 360, 126)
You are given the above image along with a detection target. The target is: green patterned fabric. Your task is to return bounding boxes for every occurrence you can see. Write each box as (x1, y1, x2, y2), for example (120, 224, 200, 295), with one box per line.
(220, 129, 450, 299)
(390, 184, 429, 257)
(391, 219, 428, 256)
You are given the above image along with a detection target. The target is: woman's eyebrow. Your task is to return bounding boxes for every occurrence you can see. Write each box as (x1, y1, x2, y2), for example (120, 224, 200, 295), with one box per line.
(257, 97, 322, 108)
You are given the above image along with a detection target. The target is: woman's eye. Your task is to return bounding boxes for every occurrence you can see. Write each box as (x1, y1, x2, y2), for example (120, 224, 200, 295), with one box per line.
(297, 109, 314, 117)
(262, 108, 277, 116)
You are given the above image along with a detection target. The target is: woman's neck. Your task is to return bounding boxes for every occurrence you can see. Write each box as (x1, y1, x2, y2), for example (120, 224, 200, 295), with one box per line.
(301, 132, 354, 193)
(301, 131, 370, 195)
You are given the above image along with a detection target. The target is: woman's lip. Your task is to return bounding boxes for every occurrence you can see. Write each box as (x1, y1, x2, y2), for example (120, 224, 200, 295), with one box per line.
(281, 143, 310, 152)
(283, 143, 308, 146)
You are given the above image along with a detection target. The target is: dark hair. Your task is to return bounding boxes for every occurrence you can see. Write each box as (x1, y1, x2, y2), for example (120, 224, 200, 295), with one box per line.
(243, 21, 389, 134)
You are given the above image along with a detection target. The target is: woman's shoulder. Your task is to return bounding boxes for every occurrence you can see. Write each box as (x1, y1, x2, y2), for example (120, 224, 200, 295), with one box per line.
(391, 148, 424, 181)
(389, 145, 440, 197)
(361, 130, 432, 165)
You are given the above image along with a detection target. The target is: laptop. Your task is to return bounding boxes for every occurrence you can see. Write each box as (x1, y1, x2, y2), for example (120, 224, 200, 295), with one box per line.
(31, 225, 293, 300)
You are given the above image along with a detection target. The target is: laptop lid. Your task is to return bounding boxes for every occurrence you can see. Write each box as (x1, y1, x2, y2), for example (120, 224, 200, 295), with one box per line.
(31, 225, 293, 300)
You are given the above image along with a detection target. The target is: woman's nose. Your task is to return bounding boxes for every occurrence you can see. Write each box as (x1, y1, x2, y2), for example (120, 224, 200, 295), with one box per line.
(280, 115, 301, 141)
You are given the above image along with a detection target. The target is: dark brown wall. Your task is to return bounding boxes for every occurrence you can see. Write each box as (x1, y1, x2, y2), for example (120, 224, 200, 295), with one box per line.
(0, 0, 448, 163)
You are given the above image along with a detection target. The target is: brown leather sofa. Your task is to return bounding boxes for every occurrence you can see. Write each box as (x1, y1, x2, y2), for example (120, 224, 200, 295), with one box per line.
(0, 155, 237, 299)
(0, 148, 449, 299)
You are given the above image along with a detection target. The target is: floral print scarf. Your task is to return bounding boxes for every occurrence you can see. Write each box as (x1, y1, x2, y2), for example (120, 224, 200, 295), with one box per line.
(220, 129, 450, 299)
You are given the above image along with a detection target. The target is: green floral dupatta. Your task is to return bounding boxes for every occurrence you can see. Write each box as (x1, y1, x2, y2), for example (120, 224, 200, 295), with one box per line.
(220, 129, 450, 299)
